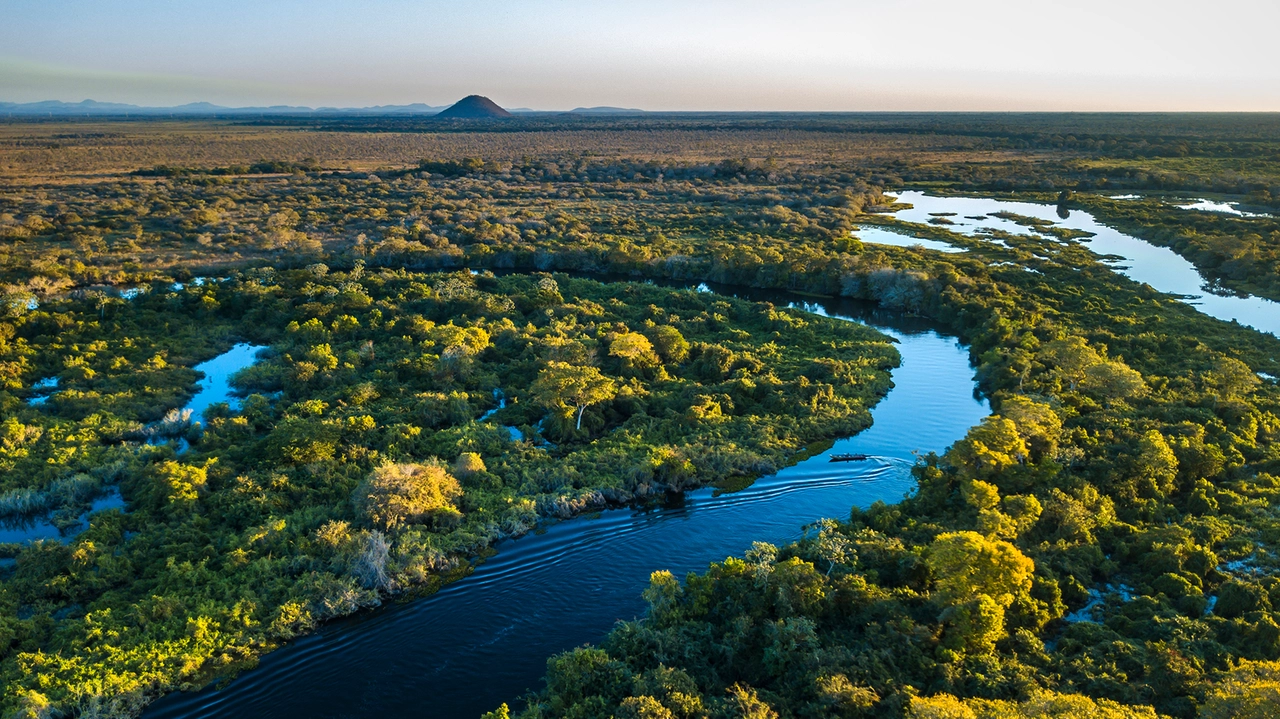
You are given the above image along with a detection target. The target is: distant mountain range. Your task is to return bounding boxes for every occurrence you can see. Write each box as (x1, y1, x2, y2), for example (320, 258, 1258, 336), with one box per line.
(569, 106, 645, 115)
(0, 99, 450, 116)
(0, 98, 648, 117)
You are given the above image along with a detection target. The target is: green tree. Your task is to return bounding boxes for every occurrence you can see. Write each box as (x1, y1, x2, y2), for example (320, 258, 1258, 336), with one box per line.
(909, 694, 976, 719)
(152, 460, 209, 508)
(1080, 360, 1145, 404)
(999, 395, 1062, 460)
(530, 361, 619, 430)
(1200, 660, 1280, 719)
(1204, 356, 1261, 398)
(454, 452, 486, 478)
(926, 531, 1034, 608)
(723, 685, 778, 719)
(1134, 430, 1178, 498)
(948, 417, 1029, 477)
(610, 331, 661, 373)
(649, 325, 690, 364)
(1040, 337, 1102, 390)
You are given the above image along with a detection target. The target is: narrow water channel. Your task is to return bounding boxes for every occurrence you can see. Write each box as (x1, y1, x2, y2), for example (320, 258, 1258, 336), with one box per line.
(182, 343, 267, 421)
(0, 344, 266, 545)
(882, 191, 1280, 338)
(144, 287, 988, 719)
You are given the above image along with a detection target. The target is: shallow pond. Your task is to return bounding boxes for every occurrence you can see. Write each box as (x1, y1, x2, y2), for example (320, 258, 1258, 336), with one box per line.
(854, 225, 966, 254)
(887, 191, 1280, 338)
(25, 377, 58, 406)
(0, 489, 125, 545)
(1177, 199, 1271, 218)
(183, 343, 267, 423)
(144, 284, 988, 719)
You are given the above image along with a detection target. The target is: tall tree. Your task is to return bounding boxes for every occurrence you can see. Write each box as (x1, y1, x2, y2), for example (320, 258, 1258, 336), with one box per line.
(530, 361, 619, 430)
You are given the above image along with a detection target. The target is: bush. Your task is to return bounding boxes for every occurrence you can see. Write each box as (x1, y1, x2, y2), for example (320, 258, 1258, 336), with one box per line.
(351, 461, 463, 531)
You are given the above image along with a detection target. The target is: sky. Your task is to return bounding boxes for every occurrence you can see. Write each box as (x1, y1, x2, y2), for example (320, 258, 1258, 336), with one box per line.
(3, 0, 1279, 112)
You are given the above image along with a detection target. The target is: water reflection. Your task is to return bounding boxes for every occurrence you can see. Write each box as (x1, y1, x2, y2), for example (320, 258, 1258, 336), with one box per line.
(887, 191, 1280, 337)
(183, 343, 266, 423)
(7, 344, 268, 543)
(0, 489, 125, 544)
(1178, 199, 1272, 218)
(853, 225, 966, 254)
(144, 284, 988, 719)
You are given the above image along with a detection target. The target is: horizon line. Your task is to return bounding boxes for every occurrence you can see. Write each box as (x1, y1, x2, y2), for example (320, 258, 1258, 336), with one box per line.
(4, 99, 1280, 117)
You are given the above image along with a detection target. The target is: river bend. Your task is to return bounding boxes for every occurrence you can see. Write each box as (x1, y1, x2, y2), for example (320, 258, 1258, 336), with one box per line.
(144, 285, 988, 719)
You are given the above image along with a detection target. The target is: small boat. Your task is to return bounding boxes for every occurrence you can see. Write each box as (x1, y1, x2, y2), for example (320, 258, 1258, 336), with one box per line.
(829, 453, 869, 462)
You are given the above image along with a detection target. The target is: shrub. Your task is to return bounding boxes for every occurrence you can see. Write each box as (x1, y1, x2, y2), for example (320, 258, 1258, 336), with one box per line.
(352, 461, 463, 531)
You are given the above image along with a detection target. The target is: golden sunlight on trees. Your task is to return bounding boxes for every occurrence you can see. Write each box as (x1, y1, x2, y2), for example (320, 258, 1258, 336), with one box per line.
(926, 531, 1035, 654)
(352, 461, 463, 530)
(453, 452, 486, 478)
(927, 532, 1034, 608)
(609, 331, 661, 374)
(648, 324, 690, 364)
(909, 690, 1161, 718)
(1134, 430, 1179, 498)
(948, 416, 1028, 476)
(998, 395, 1062, 461)
(152, 460, 209, 508)
(1200, 660, 1280, 719)
(530, 361, 619, 431)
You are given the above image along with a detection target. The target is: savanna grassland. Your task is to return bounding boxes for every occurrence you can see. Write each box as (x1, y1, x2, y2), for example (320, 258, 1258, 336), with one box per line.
(2, 114, 1280, 719)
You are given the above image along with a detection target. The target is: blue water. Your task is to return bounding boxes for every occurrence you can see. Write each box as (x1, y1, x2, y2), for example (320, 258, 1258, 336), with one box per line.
(3, 344, 265, 544)
(26, 376, 58, 406)
(184, 343, 266, 423)
(887, 191, 1280, 338)
(144, 287, 987, 719)
(854, 225, 967, 254)
(0, 490, 125, 545)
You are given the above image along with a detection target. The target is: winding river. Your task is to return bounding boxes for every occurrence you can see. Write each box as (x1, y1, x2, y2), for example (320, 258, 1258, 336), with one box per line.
(144, 285, 988, 719)
(880, 191, 1280, 338)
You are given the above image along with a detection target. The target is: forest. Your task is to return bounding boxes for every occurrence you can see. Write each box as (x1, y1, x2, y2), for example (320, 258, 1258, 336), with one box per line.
(0, 114, 1279, 719)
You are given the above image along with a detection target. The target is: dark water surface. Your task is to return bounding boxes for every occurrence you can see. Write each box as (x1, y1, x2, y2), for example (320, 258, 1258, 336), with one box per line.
(144, 287, 988, 719)
(0, 490, 125, 545)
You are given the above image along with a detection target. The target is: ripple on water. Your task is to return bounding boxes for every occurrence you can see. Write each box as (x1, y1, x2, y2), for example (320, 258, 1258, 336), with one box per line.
(142, 287, 988, 719)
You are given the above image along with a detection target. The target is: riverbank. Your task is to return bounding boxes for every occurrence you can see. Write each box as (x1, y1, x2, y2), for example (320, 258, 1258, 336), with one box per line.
(142, 289, 986, 719)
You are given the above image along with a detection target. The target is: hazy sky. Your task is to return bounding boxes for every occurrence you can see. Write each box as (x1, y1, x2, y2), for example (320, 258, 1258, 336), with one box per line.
(3, 0, 1278, 111)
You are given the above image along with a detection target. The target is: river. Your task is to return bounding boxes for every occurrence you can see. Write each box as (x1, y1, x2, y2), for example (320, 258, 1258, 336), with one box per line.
(144, 284, 988, 719)
(876, 191, 1280, 338)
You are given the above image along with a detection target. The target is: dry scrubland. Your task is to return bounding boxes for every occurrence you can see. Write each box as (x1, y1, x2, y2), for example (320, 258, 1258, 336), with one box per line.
(0, 119, 1019, 179)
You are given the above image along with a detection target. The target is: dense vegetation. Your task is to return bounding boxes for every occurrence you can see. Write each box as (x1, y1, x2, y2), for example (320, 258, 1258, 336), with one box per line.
(1, 114, 1280, 718)
(0, 270, 896, 716)
(3, 114, 1278, 304)
(1067, 194, 1280, 302)
(500, 222, 1280, 719)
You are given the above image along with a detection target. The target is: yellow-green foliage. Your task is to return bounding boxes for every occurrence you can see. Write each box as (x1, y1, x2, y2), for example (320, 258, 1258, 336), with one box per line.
(0, 271, 897, 714)
(352, 462, 463, 530)
(1199, 661, 1280, 719)
(4, 115, 1280, 718)
(911, 690, 1163, 719)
